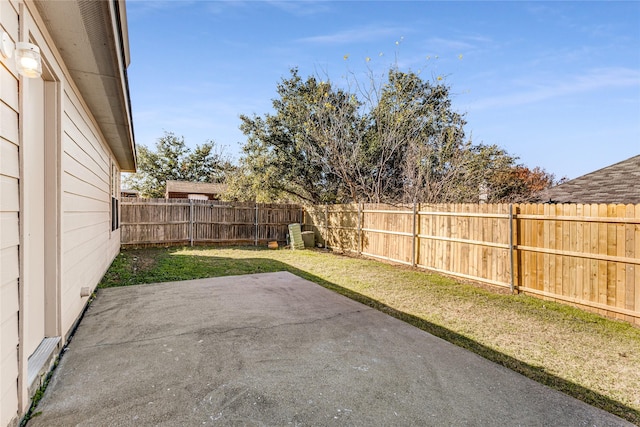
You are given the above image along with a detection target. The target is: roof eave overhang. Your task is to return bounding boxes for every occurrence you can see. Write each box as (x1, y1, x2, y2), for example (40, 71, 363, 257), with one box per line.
(33, 0, 137, 172)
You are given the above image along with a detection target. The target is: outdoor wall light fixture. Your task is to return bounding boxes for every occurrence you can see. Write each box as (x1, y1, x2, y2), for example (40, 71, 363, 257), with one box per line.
(1, 31, 42, 78)
(15, 42, 42, 78)
(0, 32, 12, 59)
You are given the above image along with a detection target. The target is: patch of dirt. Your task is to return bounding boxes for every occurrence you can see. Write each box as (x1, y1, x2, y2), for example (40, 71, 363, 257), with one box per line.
(130, 250, 158, 273)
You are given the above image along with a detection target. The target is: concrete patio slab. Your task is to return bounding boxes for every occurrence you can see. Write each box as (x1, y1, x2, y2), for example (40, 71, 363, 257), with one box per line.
(29, 272, 631, 426)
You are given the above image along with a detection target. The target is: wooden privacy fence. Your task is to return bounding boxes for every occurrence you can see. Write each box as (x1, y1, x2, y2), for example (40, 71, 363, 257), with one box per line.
(120, 199, 303, 246)
(305, 203, 640, 325)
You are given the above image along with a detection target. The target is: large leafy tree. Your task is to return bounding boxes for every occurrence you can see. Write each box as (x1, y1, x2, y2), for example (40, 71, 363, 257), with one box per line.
(229, 68, 554, 204)
(227, 71, 348, 203)
(369, 70, 470, 203)
(124, 131, 233, 198)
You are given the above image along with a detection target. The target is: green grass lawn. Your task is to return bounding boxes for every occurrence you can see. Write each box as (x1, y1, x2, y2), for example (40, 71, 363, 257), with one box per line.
(100, 245, 640, 424)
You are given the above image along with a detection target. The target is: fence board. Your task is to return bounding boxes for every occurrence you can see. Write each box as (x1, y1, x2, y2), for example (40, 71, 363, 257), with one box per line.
(553, 204, 562, 297)
(635, 205, 640, 322)
(307, 203, 639, 325)
(597, 204, 608, 309)
(121, 199, 302, 246)
(122, 200, 640, 324)
(578, 204, 588, 301)
(543, 204, 551, 294)
(590, 204, 600, 301)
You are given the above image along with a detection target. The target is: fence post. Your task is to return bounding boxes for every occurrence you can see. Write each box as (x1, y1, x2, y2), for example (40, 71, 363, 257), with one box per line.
(325, 204, 329, 248)
(357, 202, 362, 255)
(509, 203, 515, 293)
(412, 202, 417, 267)
(254, 203, 259, 246)
(189, 199, 194, 247)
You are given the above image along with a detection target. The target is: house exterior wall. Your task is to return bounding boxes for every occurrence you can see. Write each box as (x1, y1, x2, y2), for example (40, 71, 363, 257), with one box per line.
(60, 89, 121, 335)
(0, 1, 128, 426)
(0, 1, 20, 425)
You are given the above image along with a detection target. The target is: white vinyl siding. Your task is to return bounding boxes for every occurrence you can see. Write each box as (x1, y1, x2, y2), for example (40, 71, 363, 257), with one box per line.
(0, 1, 20, 424)
(1, 1, 130, 424)
(60, 89, 119, 334)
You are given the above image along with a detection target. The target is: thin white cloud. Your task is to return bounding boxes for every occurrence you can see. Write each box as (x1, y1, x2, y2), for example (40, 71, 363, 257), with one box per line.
(297, 26, 407, 45)
(127, 0, 197, 14)
(424, 37, 475, 52)
(463, 34, 493, 44)
(129, 0, 327, 18)
(416, 34, 494, 63)
(263, 0, 332, 16)
(469, 67, 640, 110)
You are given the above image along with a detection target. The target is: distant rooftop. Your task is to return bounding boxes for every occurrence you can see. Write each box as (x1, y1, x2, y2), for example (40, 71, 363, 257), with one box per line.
(165, 180, 228, 200)
(535, 155, 640, 204)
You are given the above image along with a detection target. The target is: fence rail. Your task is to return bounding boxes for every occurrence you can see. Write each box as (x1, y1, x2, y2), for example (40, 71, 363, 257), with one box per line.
(304, 203, 640, 325)
(120, 199, 639, 325)
(120, 199, 303, 246)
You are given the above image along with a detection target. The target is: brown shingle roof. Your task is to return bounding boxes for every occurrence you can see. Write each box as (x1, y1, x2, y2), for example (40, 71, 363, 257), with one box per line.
(535, 155, 640, 204)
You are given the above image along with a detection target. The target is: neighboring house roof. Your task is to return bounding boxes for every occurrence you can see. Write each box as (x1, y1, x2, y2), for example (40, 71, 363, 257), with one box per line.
(535, 155, 640, 204)
(165, 181, 228, 197)
(34, 0, 136, 171)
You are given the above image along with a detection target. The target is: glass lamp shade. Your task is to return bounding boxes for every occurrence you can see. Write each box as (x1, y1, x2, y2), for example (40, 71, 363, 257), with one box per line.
(0, 32, 13, 59)
(15, 42, 42, 78)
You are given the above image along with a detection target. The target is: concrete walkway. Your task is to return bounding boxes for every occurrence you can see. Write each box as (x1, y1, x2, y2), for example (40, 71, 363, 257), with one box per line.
(30, 272, 630, 426)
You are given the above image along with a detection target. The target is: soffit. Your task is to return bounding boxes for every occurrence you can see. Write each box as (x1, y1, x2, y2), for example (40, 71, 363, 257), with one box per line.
(33, 0, 136, 171)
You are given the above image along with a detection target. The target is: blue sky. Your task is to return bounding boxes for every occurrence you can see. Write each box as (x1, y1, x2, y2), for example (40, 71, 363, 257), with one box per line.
(126, 0, 640, 180)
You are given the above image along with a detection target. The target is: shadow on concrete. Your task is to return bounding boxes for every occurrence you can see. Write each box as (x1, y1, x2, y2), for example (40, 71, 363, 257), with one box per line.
(104, 246, 639, 424)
